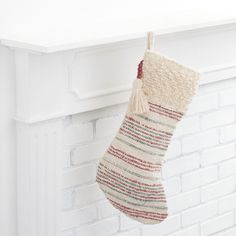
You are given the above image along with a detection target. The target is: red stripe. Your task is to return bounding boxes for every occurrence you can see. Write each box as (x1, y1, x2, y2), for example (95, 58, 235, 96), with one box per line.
(119, 129, 167, 151)
(117, 209, 167, 221)
(98, 169, 162, 194)
(98, 165, 161, 192)
(99, 162, 165, 202)
(149, 107, 181, 121)
(123, 212, 166, 221)
(126, 116, 172, 136)
(149, 104, 183, 118)
(99, 163, 161, 187)
(149, 105, 182, 119)
(98, 168, 162, 193)
(107, 149, 160, 171)
(109, 199, 167, 217)
(97, 177, 165, 201)
(119, 128, 168, 149)
(123, 120, 171, 142)
(148, 102, 183, 116)
(110, 145, 162, 166)
(109, 146, 161, 167)
(109, 199, 167, 221)
(120, 126, 168, 147)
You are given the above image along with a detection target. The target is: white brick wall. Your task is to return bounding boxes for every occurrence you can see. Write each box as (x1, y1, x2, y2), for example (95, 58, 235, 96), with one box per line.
(61, 79, 236, 236)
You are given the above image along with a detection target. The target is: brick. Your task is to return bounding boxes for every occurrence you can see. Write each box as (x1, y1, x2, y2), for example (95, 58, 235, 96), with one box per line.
(64, 123, 93, 145)
(201, 144, 235, 166)
(71, 138, 110, 165)
(181, 201, 217, 226)
(97, 200, 119, 219)
(182, 129, 218, 154)
(75, 217, 119, 236)
(113, 229, 141, 236)
(219, 158, 236, 178)
(218, 192, 236, 214)
(168, 190, 200, 214)
(74, 184, 104, 207)
(220, 124, 236, 143)
(201, 177, 235, 202)
(220, 87, 236, 106)
(182, 166, 218, 191)
(201, 212, 234, 236)
(168, 225, 199, 236)
(163, 177, 181, 197)
(162, 153, 200, 179)
(187, 93, 218, 115)
(61, 206, 97, 230)
(62, 189, 74, 210)
(173, 116, 200, 138)
(201, 108, 235, 129)
(96, 115, 123, 138)
(120, 214, 140, 230)
(199, 79, 236, 94)
(216, 227, 236, 236)
(62, 164, 96, 188)
(142, 215, 181, 236)
(72, 104, 127, 124)
(165, 139, 181, 159)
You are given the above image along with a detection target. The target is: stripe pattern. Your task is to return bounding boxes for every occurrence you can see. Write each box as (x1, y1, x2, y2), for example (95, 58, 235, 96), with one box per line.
(96, 51, 199, 224)
(96, 103, 183, 224)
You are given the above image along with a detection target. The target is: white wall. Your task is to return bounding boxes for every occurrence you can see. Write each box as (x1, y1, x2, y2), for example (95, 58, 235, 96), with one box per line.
(0, 45, 16, 236)
(61, 78, 236, 236)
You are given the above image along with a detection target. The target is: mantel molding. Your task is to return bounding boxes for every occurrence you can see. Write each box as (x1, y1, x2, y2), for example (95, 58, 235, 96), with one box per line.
(13, 63, 236, 124)
(11, 23, 236, 124)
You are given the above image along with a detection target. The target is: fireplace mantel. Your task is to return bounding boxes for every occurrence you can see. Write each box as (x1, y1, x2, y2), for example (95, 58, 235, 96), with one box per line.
(1, 19, 236, 236)
(2, 20, 236, 124)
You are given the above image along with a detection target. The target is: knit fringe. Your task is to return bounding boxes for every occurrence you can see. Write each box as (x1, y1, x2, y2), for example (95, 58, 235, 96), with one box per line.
(128, 79, 150, 114)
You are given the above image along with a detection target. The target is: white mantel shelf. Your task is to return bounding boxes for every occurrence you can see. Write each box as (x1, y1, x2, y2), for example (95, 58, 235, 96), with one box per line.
(1, 16, 236, 53)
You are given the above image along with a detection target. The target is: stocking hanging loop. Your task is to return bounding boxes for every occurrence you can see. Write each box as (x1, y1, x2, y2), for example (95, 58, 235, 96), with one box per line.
(147, 31, 155, 50)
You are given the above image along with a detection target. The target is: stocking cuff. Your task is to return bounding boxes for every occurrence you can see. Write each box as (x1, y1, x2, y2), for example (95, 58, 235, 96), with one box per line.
(142, 51, 200, 113)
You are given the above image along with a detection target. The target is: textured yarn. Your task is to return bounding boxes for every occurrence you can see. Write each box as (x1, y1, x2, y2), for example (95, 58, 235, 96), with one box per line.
(96, 50, 200, 224)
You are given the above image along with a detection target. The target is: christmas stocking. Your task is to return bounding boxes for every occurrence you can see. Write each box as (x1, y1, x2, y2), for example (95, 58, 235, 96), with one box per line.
(96, 32, 200, 224)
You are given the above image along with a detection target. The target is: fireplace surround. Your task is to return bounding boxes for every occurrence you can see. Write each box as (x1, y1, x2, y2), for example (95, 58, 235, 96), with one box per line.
(1, 20, 236, 236)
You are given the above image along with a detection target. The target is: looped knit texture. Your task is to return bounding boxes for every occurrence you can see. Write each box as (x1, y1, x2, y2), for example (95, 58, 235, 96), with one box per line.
(96, 49, 200, 224)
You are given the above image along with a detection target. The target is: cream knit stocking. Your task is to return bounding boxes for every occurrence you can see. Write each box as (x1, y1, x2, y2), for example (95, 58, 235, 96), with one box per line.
(96, 33, 200, 224)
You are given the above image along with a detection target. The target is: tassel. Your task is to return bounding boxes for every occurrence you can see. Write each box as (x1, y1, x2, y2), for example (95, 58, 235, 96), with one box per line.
(129, 79, 150, 114)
